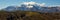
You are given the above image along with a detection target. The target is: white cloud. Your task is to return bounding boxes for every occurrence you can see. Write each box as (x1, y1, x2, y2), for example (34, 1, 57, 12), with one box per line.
(28, 1, 36, 5)
(21, 1, 46, 6)
(21, 1, 46, 8)
(39, 3, 46, 6)
(21, 1, 36, 5)
(21, 1, 36, 8)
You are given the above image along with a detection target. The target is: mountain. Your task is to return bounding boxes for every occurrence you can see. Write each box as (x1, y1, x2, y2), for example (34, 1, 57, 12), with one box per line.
(4, 5, 58, 13)
(39, 7, 57, 13)
(4, 6, 17, 11)
(3, 2, 60, 13)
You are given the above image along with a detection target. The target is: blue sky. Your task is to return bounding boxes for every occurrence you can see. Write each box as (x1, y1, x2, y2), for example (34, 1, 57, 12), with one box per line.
(0, 0, 60, 9)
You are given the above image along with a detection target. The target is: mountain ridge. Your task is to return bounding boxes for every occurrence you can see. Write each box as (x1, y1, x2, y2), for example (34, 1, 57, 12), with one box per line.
(2, 2, 60, 13)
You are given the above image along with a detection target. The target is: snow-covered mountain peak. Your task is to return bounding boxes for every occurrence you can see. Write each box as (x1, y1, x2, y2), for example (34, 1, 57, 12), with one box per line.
(21, 1, 46, 8)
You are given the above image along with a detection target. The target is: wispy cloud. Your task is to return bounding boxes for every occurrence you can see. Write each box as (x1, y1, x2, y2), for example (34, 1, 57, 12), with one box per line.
(39, 3, 46, 6)
(20, 1, 46, 8)
(21, 1, 46, 6)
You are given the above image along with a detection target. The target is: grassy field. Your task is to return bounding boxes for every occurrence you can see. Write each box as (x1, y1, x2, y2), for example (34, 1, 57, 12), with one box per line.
(0, 11, 60, 20)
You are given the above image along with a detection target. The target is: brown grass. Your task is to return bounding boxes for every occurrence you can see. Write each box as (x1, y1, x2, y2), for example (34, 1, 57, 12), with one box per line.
(0, 11, 60, 20)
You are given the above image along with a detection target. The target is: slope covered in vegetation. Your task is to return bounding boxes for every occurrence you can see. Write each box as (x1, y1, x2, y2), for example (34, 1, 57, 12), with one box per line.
(0, 10, 60, 20)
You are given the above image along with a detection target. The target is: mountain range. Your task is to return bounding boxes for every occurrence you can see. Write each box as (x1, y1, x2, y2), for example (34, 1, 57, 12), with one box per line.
(3, 2, 60, 13)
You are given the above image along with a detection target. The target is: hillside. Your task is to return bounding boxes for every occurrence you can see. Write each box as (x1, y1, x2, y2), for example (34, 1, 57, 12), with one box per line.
(0, 10, 60, 20)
